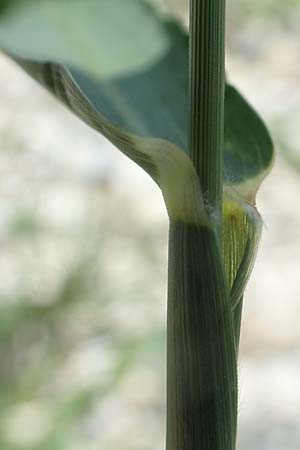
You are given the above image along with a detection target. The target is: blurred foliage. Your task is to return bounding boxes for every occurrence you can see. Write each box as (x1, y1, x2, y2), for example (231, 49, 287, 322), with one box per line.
(0, 245, 165, 449)
(229, 0, 300, 21)
(0, 0, 8, 13)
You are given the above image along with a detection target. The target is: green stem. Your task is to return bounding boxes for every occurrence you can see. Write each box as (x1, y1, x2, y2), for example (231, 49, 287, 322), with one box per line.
(188, 0, 226, 230)
(166, 223, 237, 450)
(166, 1, 237, 449)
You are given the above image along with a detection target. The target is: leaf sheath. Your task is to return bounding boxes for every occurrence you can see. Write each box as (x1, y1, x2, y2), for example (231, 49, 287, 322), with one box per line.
(166, 222, 237, 450)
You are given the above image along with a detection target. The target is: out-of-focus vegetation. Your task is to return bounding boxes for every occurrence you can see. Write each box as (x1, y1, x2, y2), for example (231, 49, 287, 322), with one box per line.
(0, 202, 167, 449)
(0, 1, 299, 450)
(229, 0, 299, 20)
(0, 0, 8, 13)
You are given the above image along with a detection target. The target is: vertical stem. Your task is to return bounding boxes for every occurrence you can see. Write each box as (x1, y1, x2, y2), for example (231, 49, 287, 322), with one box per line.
(167, 222, 237, 450)
(166, 1, 237, 450)
(189, 0, 226, 230)
(166, 223, 237, 450)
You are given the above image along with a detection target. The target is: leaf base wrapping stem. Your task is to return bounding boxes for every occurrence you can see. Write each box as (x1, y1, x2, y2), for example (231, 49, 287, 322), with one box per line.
(166, 222, 237, 450)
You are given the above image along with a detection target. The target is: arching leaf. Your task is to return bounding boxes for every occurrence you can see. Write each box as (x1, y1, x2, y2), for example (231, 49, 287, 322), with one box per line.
(0, 0, 273, 203)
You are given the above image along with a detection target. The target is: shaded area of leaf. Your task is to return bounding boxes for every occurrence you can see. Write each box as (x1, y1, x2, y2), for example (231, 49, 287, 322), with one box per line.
(224, 84, 273, 186)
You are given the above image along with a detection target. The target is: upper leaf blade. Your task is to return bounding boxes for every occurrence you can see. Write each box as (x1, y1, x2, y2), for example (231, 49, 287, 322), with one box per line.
(0, 0, 189, 149)
(0, 0, 273, 201)
(5, 52, 209, 225)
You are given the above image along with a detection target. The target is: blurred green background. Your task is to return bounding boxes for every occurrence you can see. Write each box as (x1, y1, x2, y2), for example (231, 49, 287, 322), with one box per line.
(0, 1, 300, 449)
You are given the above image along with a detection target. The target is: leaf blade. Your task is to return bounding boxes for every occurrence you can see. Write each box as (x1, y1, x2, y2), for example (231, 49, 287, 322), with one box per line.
(0, 0, 273, 198)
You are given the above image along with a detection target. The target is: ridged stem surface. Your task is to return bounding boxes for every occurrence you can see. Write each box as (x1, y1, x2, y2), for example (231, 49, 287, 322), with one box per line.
(188, 0, 226, 226)
(166, 3, 237, 449)
(166, 223, 237, 450)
